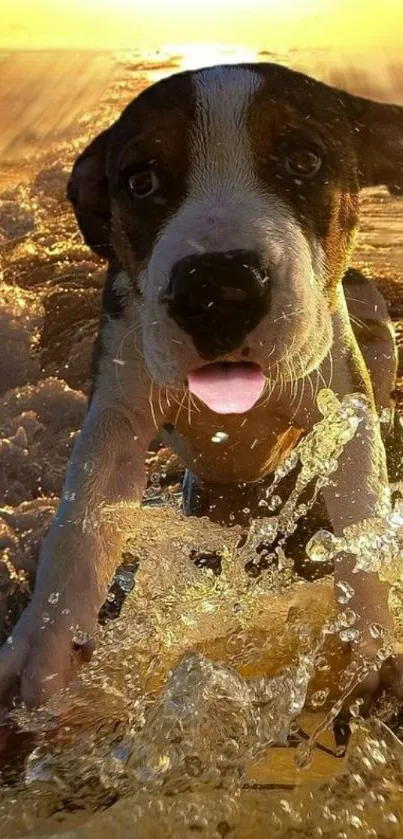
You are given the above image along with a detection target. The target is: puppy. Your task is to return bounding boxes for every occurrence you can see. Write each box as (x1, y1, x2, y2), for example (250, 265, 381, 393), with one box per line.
(1, 62, 403, 709)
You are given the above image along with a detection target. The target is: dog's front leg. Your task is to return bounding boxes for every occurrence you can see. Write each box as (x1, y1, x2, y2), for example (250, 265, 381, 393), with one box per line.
(0, 399, 151, 707)
(322, 404, 403, 706)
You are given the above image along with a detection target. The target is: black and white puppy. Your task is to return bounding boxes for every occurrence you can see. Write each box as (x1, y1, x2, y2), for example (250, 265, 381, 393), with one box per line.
(1, 62, 403, 708)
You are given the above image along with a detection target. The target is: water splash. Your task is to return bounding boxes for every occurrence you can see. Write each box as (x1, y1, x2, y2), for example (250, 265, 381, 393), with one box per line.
(1, 388, 403, 837)
(126, 651, 313, 794)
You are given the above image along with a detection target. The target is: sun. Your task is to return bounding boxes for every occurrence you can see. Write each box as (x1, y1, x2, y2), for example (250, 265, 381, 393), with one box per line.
(168, 44, 260, 71)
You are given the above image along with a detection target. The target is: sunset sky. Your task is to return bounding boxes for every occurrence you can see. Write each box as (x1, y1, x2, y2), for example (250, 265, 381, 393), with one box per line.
(2, 0, 403, 53)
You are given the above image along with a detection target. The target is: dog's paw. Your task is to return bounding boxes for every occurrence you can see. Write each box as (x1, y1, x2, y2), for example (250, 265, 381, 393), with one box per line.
(0, 604, 94, 709)
(333, 653, 403, 751)
(333, 650, 403, 749)
(350, 654, 403, 711)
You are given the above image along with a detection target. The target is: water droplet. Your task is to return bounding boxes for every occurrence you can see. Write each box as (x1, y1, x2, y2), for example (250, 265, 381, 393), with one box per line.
(369, 622, 385, 640)
(323, 805, 337, 822)
(268, 494, 282, 511)
(347, 393, 369, 412)
(295, 740, 313, 769)
(370, 746, 387, 766)
(116, 568, 135, 593)
(72, 629, 91, 646)
(211, 431, 228, 443)
(338, 609, 357, 628)
(47, 592, 60, 605)
(349, 815, 363, 829)
(306, 529, 344, 562)
(385, 813, 399, 824)
(63, 490, 76, 502)
(335, 580, 355, 604)
(311, 688, 329, 707)
(349, 698, 364, 718)
(315, 655, 330, 672)
(339, 628, 360, 643)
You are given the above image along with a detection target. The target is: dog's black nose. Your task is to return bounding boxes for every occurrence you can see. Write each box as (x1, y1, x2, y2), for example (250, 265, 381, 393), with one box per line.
(164, 250, 270, 359)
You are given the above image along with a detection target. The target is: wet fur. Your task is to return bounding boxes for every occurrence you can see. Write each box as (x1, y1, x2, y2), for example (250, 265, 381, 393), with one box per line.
(1, 63, 403, 708)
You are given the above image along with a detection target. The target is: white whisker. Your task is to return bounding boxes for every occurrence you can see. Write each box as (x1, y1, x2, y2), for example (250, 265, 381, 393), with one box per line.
(149, 380, 159, 431)
(174, 388, 190, 425)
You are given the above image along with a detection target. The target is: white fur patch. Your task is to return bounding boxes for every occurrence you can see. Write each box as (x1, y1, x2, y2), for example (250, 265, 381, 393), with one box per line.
(191, 65, 263, 200)
(138, 66, 330, 386)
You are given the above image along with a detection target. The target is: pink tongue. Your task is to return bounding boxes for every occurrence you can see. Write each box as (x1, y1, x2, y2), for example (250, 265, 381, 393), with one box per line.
(188, 363, 266, 414)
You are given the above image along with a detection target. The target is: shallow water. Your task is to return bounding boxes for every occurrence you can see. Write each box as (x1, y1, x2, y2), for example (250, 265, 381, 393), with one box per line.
(1, 47, 403, 838)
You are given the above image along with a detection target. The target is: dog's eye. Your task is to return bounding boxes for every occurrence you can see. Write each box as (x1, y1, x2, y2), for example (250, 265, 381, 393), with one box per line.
(127, 168, 159, 198)
(284, 148, 322, 179)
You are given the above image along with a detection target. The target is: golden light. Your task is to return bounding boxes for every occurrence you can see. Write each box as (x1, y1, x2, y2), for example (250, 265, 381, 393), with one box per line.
(2, 0, 403, 52)
(170, 44, 259, 72)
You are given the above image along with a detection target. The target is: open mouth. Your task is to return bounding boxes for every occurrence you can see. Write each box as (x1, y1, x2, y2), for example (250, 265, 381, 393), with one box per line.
(188, 362, 266, 415)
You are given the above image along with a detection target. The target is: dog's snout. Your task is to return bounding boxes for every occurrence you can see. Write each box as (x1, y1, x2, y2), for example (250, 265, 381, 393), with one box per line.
(164, 250, 270, 359)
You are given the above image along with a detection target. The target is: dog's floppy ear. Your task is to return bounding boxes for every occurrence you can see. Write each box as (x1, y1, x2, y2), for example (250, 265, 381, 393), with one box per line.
(345, 92, 403, 194)
(67, 127, 113, 259)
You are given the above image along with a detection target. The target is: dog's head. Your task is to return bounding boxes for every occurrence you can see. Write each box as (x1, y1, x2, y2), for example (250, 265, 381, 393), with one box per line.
(68, 63, 403, 413)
